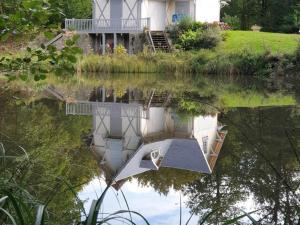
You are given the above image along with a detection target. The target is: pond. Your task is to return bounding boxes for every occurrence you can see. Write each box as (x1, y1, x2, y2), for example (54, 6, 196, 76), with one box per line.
(0, 74, 299, 225)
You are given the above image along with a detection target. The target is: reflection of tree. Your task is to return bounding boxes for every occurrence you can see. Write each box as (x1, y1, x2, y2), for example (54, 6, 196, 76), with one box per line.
(183, 132, 248, 224)
(0, 92, 98, 225)
(184, 107, 300, 224)
(135, 168, 200, 195)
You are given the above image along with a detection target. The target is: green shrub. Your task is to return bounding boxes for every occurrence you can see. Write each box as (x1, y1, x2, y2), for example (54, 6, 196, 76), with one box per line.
(167, 17, 204, 43)
(178, 28, 222, 50)
(222, 13, 241, 30)
(178, 30, 198, 50)
(199, 28, 222, 49)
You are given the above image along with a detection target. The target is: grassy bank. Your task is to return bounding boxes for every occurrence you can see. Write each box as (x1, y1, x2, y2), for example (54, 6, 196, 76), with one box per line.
(217, 31, 300, 54)
(77, 31, 300, 75)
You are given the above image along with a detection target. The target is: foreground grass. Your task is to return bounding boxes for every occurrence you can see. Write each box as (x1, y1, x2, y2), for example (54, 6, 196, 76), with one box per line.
(217, 31, 300, 54)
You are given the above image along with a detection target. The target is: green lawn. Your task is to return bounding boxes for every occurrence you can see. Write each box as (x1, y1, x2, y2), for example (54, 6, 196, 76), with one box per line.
(217, 31, 300, 54)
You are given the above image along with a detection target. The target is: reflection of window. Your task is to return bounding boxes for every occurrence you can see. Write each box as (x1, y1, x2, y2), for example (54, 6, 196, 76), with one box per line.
(202, 136, 208, 153)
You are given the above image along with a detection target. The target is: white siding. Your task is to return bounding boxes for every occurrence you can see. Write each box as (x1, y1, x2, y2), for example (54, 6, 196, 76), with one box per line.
(195, 0, 220, 23)
(147, 0, 167, 30)
(140, 107, 166, 135)
(93, 0, 110, 20)
(123, 0, 140, 19)
(193, 114, 218, 157)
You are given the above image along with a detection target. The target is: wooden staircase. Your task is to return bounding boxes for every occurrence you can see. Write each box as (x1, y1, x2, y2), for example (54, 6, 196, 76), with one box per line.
(208, 130, 228, 171)
(147, 31, 171, 52)
(144, 90, 172, 110)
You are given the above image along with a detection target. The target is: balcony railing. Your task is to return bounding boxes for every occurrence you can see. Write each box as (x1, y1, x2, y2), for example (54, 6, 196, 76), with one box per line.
(65, 18, 150, 33)
(66, 101, 149, 119)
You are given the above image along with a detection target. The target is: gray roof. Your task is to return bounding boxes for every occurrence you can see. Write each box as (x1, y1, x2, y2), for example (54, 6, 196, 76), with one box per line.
(114, 138, 211, 182)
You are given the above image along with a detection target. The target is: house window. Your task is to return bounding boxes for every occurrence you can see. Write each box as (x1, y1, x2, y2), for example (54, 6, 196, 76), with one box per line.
(202, 136, 208, 153)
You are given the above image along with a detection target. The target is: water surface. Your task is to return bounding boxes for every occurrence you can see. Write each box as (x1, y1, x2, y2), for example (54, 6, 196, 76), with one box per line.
(0, 74, 299, 224)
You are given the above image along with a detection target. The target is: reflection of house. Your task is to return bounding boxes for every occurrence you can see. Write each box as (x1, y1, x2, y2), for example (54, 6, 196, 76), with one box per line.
(64, 0, 220, 53)
(66, 88, 227, 189)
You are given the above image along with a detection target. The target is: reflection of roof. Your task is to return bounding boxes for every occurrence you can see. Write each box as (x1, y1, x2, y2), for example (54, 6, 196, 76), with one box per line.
(114, 138, 211, 182)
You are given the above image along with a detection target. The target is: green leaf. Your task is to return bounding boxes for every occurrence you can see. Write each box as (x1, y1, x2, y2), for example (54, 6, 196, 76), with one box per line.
(34, 75, 41, 81)
(65, 39, 74, 47)
(67, 55, 77, 63)
(1, 32, 10, 42)
(19, 74, 28, 81)
(44, 31, 55, 40)
(39, 74, 47, 80)
(23, 57, 31, 63)
(0, 207, 17, 225)
(5, 192, 26, 225)
(7, 75, 17, 81)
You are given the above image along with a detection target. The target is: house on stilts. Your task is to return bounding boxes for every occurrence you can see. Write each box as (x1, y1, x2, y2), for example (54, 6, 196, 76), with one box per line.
(66, 88, 227, 190)
(64, 0, 221, 53)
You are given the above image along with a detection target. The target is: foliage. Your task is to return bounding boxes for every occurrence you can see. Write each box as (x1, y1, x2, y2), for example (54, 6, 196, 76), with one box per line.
(184, 107, 300, 224)
(0, 93, 98, 224)
(169, 18, 222, 51)
(48, 0, 92, 21)
(114, 44, 127, 55)
(0, 35, 82, 81)
(167, 17, 205, 45)
(77, 33, 300, 76)
(0, 0, 62, 41)
(222, 13, 240, 30)
(221, 0, 300, 33)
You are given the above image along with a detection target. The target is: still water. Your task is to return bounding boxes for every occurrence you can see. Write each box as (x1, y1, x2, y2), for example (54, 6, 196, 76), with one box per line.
(0, 74, 299, 225)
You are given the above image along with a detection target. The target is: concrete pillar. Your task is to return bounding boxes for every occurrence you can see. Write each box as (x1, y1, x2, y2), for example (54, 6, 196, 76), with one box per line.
(113, 91, 117, 102)
(102, 33, 105, 55)
(102, 87, 105, 102)
(114, 33, 117, 51)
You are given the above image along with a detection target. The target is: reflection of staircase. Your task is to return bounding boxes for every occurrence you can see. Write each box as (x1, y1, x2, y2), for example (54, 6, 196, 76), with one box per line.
(147, 31, 171, 52)
(208, 130, 228, 171)
(144, 90, 172, 110)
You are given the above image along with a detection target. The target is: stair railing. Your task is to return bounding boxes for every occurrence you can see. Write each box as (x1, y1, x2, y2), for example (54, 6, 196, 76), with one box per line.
(146, 30, 156, 53)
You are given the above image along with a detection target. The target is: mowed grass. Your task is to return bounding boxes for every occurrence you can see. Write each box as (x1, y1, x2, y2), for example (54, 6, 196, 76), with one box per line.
(217, 31, 300, 54)
(220, 91, 296, 108)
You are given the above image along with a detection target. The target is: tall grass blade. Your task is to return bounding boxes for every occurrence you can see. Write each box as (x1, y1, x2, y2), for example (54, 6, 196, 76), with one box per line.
(179, 194, 182, 225)
(0, 196, 8, 207)
(0, 142, 5, 167)
(35, 205, 45, 225)
(17, 145, 29, 159)
(5, 192, 26, 225)
(121, 190, 132, 222)
(104, 210, 150, 225)
(86, 200, 97, 225)
(86, 183, 111, 225)
(98, 216, 136, 225)
(222, 209, 260, 225)
(184, 211, 195, 225)
(199, 208, 221, 225)
(0, 207, 18, 225)
(58, 178, 87, 217)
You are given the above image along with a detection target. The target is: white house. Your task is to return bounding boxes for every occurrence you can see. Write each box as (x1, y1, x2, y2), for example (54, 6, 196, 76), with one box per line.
(66, 88, 227, 189)
(65, 0, 221, 53)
